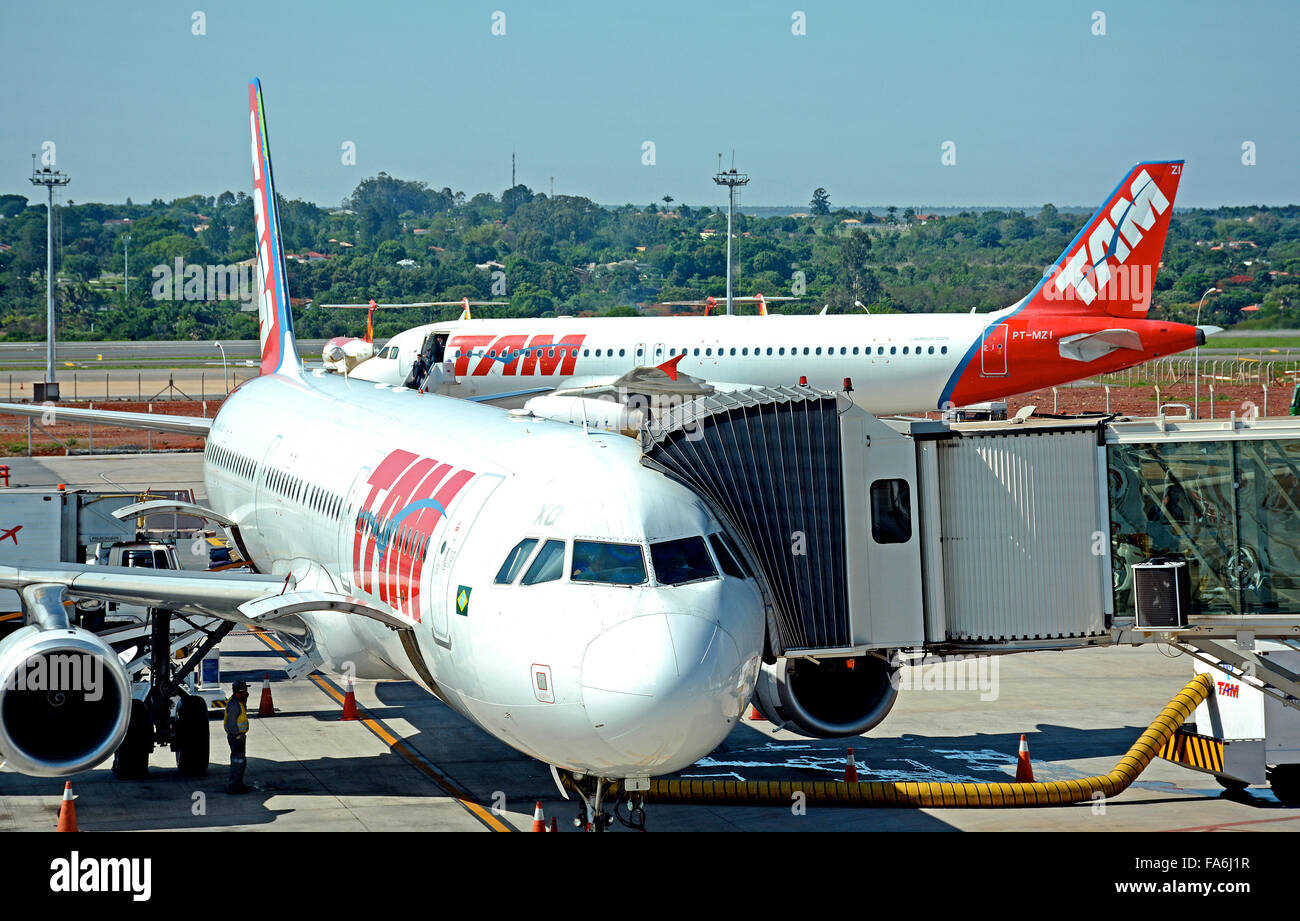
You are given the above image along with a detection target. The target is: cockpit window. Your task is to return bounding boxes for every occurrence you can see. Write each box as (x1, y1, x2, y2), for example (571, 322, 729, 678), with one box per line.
(495, 538, 538, 585)
(571, 540, 647, 586)
(708, 533, 746, 579)
(521, 539, 566, 585)
(650, 536, 717, 586)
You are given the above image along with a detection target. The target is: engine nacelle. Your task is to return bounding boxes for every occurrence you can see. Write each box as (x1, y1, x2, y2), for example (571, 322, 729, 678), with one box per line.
(752, 654, 898, 738)
(0, 625, 132, 776)
(522, 395, 646, 436)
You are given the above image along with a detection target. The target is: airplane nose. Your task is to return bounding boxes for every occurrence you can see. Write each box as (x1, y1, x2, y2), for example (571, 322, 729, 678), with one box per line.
(580, 612, 750, 774)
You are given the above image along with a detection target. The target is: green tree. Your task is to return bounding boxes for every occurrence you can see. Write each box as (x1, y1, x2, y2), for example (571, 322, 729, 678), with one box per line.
(811, 188, 831, 216)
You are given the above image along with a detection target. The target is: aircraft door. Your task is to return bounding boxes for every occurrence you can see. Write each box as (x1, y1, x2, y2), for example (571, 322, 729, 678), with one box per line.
(980, 323, 1009, 376)
(336, 464, 372, 592)
(427, 473, 504, 647)
(652, 342, 666, 364)
(635, 342, 646, 365)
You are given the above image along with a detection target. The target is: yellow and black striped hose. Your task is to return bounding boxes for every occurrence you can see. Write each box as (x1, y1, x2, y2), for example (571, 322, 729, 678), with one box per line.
(647, 672, 1214, 808)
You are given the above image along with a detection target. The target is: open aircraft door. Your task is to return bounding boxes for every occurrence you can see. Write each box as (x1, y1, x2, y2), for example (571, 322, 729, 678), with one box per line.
(427, 473, 504, 647)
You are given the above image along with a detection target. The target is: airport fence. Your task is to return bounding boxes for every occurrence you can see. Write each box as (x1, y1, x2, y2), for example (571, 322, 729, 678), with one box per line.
(3, 369, 259, 404)
(1096, 354, 1300, 388)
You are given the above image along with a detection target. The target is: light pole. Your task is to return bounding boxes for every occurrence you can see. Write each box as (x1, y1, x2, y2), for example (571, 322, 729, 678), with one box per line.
(214, 341, 229, 394)
(123, 233, 131, 303)
(712, 154, 749, 316)
(1193, 286, 1218, 419)
(30, 158, 71, 401)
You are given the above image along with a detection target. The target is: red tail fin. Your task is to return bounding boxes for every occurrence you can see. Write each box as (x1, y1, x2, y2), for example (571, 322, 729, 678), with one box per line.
(1026, 161, 1182, 319)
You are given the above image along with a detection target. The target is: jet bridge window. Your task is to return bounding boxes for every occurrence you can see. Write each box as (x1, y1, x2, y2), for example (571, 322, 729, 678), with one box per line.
(521, 539, 566, 585)
(495, 538, 539, 584)
(650, 536, 717, 585)
(869, 479, 912, 544)
(571, 540, 647, 586)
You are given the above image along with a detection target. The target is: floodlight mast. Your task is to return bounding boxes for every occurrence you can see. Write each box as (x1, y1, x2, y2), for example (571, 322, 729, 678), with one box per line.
(713, 154, 749, 316)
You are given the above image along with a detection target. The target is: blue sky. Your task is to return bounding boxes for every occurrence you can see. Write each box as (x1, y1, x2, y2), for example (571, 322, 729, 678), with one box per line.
(2, 0, 1296, 209)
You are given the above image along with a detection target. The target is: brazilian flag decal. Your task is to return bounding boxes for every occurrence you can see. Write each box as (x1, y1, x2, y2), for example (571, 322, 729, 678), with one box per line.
(456, 585, 472, 617)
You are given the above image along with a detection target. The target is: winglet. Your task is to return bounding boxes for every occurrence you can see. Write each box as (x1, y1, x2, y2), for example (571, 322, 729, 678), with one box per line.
(656, 353, 685, 381)
(460, 297, 472, 321)
(248, 79, 303, 377)
(755, 293, 768, 316)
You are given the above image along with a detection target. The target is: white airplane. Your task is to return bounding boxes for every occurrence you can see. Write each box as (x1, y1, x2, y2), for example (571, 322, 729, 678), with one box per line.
(320, 297, 504, 373)
(349, 162, 1210, 419)
(0, 80, 764, 828)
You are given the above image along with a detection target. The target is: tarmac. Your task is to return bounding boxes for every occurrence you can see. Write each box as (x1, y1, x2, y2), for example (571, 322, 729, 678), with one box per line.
(0, 451, 1297, 832)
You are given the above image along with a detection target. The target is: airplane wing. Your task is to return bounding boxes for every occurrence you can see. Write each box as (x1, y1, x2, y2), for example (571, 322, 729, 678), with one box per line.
(0, 563, 409, 632)
(1057, 329, 1144, 363)
(0, 402, 211, 436)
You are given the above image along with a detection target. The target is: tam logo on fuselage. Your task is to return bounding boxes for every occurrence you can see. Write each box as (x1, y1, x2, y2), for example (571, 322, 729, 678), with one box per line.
(447, 333, 587, 377)
(1048, 169, 1170, 308)
(351, 449, 475, 620)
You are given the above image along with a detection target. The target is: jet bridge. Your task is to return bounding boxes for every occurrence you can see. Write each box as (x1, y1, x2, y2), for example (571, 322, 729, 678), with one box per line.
(640, 387, 1300, 754)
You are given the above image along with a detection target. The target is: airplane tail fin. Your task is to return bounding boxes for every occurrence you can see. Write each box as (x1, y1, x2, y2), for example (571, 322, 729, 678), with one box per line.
(248, 79, 303, 377)
(1024, 161, 1182, 320)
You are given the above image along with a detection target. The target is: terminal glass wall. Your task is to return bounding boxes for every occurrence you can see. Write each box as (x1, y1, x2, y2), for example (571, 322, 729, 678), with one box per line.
(1109, 439, 1300, 617)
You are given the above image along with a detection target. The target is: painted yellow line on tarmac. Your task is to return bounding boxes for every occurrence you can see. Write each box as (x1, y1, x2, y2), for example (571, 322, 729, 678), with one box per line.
(250, 628, 511, 832)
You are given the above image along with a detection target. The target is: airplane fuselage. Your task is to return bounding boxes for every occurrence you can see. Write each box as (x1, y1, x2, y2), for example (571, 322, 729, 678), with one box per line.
(202, 370, 764, 779)
(357, 310, 1201, 413)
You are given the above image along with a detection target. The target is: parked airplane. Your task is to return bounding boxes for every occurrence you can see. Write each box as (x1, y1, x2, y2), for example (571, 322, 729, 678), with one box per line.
(348, 162, 1210, 417)
(320, 297, 504, 373)
(0, 80, 764, 829)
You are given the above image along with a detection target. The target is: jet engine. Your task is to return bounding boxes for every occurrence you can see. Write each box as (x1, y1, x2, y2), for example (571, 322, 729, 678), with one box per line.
(751, 654, 898, 738)
(0, 624, 132, 776)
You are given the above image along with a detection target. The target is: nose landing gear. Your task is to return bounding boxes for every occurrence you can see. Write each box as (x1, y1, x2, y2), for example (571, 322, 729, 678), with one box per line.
(554, 770, 649, 832)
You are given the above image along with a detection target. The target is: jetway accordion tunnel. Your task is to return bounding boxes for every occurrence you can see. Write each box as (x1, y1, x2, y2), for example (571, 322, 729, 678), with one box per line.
(644, 672, 1213, 808)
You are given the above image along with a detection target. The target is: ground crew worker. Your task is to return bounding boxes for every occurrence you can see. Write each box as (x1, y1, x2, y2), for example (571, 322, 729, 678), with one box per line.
(224, 680, 251, 794)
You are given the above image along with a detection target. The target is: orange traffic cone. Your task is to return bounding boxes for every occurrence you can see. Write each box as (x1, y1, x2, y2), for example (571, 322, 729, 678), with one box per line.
(844, 747, 859, 783)
(340, 677, 359, 721)
(549, 816, 558, 833)
(257, 673, 275, 717)
(56, 781, 78, 832)
(532, 801, 546, 832)
(1015, 734, 1034, 783)
(748, 704, 766, 721)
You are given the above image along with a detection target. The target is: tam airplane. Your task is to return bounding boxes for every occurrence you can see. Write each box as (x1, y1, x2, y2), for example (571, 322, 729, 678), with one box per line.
(0, 81, 764, 829)
(320, 297, 504, 373)
(349, 162, 1211, 419)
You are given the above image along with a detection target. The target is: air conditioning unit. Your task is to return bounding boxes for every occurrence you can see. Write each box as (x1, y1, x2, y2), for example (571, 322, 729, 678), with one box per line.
(1132, 561, 1190, 628)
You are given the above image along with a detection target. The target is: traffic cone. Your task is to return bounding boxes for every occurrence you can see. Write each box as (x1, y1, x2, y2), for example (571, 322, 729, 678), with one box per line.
(340, 677, 359, 721)
(844, 747, 859, 783)
(532, 801, 546, 832)
(257, 673, 275, 717)
(1015, 734, 1034, 783)
(549, 816, 558, 833)
(56, 781, 78, 832)
(748, 704, 766, 721)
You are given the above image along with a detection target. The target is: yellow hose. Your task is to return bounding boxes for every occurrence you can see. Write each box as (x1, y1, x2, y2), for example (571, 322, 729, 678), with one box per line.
(647, 672, 1213, 808)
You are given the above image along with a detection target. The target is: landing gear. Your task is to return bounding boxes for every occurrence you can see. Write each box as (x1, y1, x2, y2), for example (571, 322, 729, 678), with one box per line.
(110, 607, 233, 781)
(555, 770, 649, 832)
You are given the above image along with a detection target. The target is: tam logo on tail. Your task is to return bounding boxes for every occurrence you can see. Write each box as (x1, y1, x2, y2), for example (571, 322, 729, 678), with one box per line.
(1031, 161, 1182, 319)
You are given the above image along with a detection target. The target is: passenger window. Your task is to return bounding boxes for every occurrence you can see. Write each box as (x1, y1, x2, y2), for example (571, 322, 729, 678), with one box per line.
(650, 536, 717, 585)
(870, 479, 912, 544)
(495, 538, 539, 584)
(521, 539, 566, 585)
(708, 533, 745, 579)
(571, 540, 648, 586)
